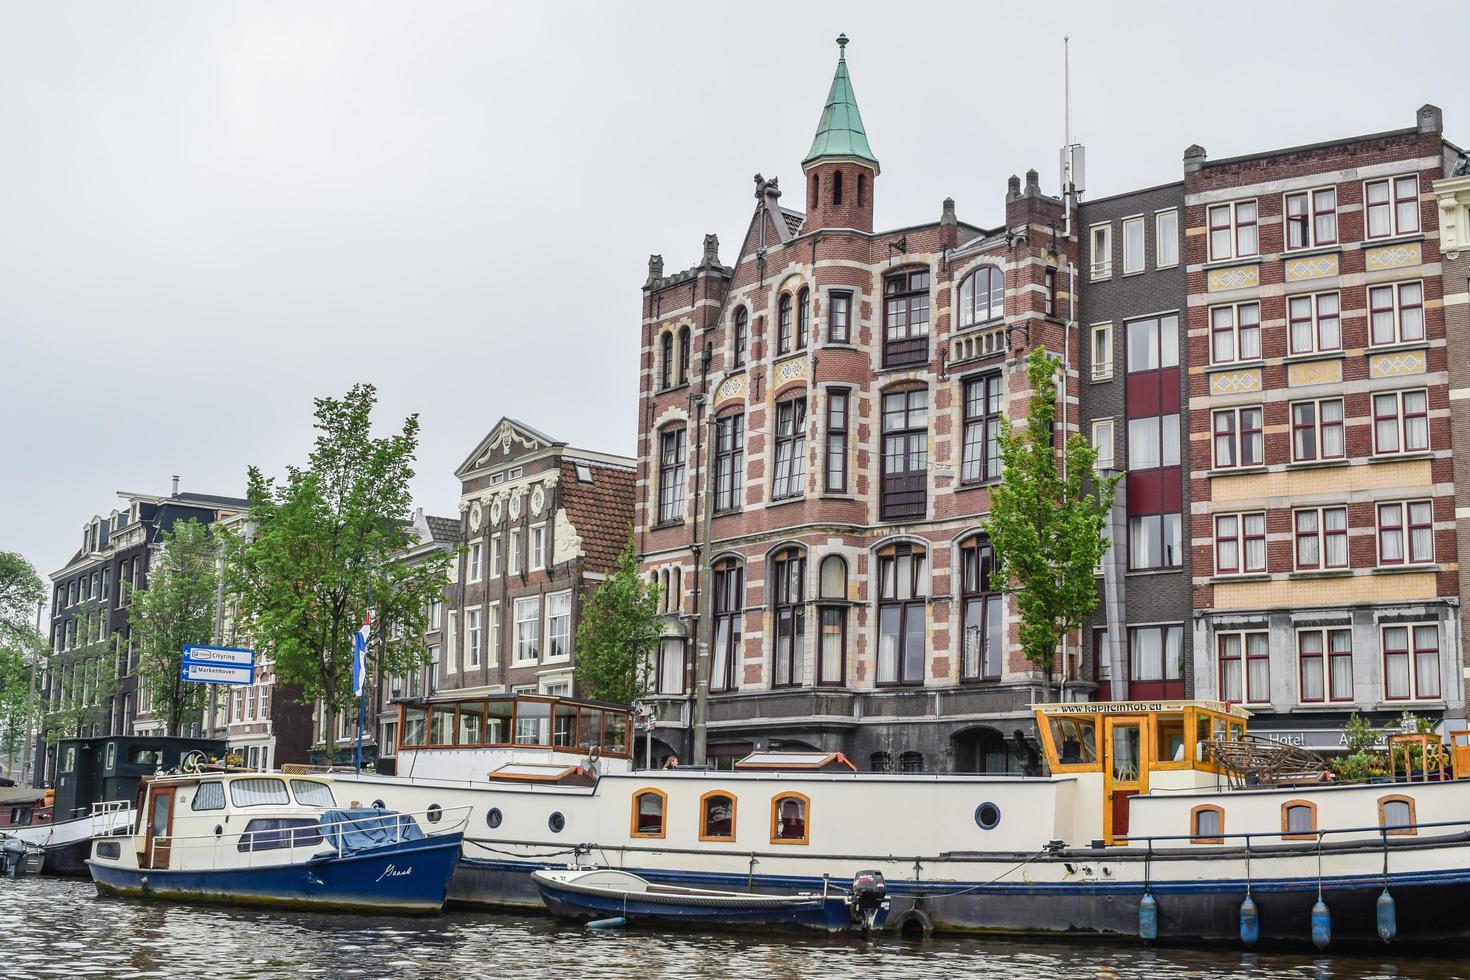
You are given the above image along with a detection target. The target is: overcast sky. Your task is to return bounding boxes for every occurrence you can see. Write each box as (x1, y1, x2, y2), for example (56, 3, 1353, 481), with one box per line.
(3, 1, 1467, 582)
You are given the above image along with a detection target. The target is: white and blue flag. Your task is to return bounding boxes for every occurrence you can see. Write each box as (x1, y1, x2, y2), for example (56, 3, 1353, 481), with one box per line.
(352, 609, 373, 696)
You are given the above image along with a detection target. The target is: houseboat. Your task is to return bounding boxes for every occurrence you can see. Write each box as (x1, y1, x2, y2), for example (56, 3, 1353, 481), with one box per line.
(323, 693, 1470, 946)
(87, 771, 468, 914)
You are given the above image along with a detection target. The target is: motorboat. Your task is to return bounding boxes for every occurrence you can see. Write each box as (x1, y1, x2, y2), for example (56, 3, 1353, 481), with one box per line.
(531, 866, 890, 934)
(87, 771, 468, 914)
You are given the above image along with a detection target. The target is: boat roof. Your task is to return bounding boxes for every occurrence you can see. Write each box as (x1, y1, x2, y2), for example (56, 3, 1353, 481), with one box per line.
(1034, 699, 1252, 720)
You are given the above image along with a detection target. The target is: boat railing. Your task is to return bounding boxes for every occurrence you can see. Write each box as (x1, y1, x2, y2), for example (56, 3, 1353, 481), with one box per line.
(145, 805, 472, 871)
(1117, 815, 1470, 851)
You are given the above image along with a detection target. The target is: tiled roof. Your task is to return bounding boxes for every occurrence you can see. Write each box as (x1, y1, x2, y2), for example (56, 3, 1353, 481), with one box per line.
(560, 460, 636, 570)
(426, 515, 461, 544)
(802, 35, 878, 170)
(172, 492, 251, 509)
(781, 209, 805, 236)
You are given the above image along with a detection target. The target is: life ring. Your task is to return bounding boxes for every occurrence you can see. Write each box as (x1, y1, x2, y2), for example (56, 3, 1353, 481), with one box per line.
(891, 906, 933, 942)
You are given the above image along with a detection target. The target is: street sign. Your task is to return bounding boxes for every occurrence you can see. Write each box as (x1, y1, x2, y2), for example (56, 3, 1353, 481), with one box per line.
(180, 662, 254, 685)
(181, 644, 256, 685)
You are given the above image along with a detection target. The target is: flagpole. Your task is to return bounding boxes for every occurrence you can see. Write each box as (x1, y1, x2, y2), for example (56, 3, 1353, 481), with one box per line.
(355, 583, 373, 774)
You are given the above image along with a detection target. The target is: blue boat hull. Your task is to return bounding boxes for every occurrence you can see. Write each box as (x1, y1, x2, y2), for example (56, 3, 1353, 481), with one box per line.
(533, 878, 860, 933)
(88, 834, 464, 914)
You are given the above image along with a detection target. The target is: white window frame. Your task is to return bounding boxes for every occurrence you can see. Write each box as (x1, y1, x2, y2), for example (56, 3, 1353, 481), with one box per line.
(543, 590, 572, 663)
(530, 524, 546, 571)
(514, 596, 541, 664)
(445, 611, 458, 675)
(468, 542, 483, 583)
(1122, 215, 1145, 275)
(429, 601, 442, 632)
(1287, 290, 1342, 355)
(1364, 174, 1421, 240)
(1090, 322, 1113, 381)
(465, 608, 482, 670)
(508, 529, 521, 575)
(1207, 199, 1259, 261)
(1091, 418, 1115, 470)
(490, 534, 501, 576)
(1089, 223, 1112, 281)
(1282, 185, 1339, 251)
(487, 601, 500, 666)
(1154, 208, 1179, 268)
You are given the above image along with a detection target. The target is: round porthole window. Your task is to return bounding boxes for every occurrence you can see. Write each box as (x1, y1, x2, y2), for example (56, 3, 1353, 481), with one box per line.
(427, 803, 443, 824)
(548, 811, 566, 833)
(486, 807, 503, 829)
(975, 802, 1001, 830)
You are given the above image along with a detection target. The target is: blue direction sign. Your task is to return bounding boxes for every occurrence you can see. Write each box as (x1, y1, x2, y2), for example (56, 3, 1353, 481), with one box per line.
(181, 644, 256, 685)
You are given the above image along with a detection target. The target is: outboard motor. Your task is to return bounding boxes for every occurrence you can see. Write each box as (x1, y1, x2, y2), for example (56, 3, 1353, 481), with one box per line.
(3, 837, 28, 879)
(848, 869, 889, 936)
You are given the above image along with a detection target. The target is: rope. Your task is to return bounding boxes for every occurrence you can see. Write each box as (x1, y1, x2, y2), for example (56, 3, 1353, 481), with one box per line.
(464, 839, 587, 860)
(909, 845, 1054, 899)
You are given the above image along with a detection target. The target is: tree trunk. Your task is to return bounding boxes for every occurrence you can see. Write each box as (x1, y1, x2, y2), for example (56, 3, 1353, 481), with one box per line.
(323, 705, 336, 765)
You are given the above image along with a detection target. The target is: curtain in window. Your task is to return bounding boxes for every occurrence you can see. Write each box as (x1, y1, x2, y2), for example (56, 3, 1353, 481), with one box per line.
(1246, 633, 1269, 700)
(1384, 627, 1411, 699)
(1414, 625, 1440, 698)
(230, 778, 290, 808)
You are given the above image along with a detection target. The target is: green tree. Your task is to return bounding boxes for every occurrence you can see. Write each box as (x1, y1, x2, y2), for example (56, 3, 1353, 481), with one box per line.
(573, 535, 661, 705)
(223, 384, 450, 762)
(42, 599, 117, 742)
(985, 346, 1120, 703)
(0, 551, 43, 773)
(129, 519, 220, 736)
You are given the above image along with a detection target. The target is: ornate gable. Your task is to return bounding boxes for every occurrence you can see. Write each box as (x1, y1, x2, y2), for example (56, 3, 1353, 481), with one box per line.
(454, 417, 565, 478)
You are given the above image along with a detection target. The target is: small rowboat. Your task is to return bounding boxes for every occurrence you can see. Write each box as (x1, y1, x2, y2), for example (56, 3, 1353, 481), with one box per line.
(530, 867, 890, 934)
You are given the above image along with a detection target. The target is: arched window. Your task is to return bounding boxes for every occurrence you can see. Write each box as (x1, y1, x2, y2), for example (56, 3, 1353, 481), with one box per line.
(958, 265, 1006, 327)
(678, 326, 691, 384)
(899, 751, 924, 773)
(1281, 800, 1317, 840)
(631, 788, 667, 838)
(656, 427, 687, 525)
(869, 751, 891, 773)
(657, 569, 669, 613)
(711, 557, 743, 692)
(1378, 794, 1416, 836)
(700, 791, 737, 842)
(732, 308, 748, 368)
(771, 546, 805, 688)
(1190, 804, 1224, 844)
(959, 537, 1002, 681)
(770, 792, 810, 844)
(659, 332, 674, 389)
(877, 542, 928, 685)
(778, 293, 793, 354)
(832, 170, 843, 206)
(817, 555, 847, 686)
(796, 287, 810, 350)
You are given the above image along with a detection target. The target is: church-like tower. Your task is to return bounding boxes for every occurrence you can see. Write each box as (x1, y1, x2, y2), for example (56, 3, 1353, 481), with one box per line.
(800, 34, 878, 233)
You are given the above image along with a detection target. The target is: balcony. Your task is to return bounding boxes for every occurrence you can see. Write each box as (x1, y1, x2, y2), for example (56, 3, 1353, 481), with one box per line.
(949, 323, 1007, 366)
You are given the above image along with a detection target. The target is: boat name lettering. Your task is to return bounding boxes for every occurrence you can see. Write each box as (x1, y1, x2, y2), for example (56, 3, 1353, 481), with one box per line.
(375, 864, 413, 882)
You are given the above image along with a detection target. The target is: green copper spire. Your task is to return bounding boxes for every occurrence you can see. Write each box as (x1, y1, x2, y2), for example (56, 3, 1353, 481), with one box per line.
(802, 34, 879, 173)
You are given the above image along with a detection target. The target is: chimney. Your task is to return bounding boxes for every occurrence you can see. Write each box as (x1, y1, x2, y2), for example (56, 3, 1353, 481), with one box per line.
(701, 233, 720, 268)
(1025, 169, 1041, 197)
(171, 475, 180, 496)
(1418, 104, 1443, 135)
(1006, 175, 1022, 203)
(1183, 144, 1208, 175)
(645, 254, 664, 287)
(939, 197, 958, 249)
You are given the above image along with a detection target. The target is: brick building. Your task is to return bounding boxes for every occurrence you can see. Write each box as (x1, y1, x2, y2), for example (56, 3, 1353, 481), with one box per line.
(1182, 107, 1467, 745)
(1435, 157, 1470, 691)
(635, 36, 1081, 773)
(439, 418, 636, 704)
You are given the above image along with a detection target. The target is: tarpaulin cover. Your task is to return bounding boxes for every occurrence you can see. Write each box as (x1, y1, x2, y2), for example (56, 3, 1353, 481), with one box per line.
(317, 808, 426, 853)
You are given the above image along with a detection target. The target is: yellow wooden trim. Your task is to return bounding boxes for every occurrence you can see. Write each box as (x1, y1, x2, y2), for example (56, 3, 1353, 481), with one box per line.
(1190, 804, 1225, 844)
(629, 787, 668, 840)
(698, 789, 738, 843)
(769, 792, 811, 845)
(1280, 799, 1318, 841)
(1377, 794, 1417, 836)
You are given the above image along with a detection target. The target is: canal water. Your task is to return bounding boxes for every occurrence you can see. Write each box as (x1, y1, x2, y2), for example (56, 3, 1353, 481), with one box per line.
(4, 877, 1468, 979)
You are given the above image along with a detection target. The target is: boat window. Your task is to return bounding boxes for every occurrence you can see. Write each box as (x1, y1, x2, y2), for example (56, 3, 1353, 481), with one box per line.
(515, 700, 552, 745)
(975, 802, 1002, 830)
(429, 706, 455, 746)
(230, 777, 290, 808)
(605, 713, 629, 755)
(1110, 726, 1141, 782)
(1282, 801, 1316, 840)
(486, 700, 513, 744)
(427, 804, 442, 824)
(486, 807, 503, 829)
(577, 708, 604, 751)
(402, 706, 428, 747)
(95, 841, 121, 860)
(1378, 795, 1416, 836)
(191, 781, 226, 811)
(548, 812, 565, 833)
(1048, 716, 1097, 766)
(1195, 713, 1213, 762)
(128, 747, 160, 767)
(236, 817, 322, 852)
(457, 704, 484, 746)
(290, 781, 336, 808)
(554, 703, 578, 748)
(771, 793, 810, 845)
(1190, 805, 1224, 844)
(631, 789, 667, 839)
(701, 792, 736, 841)
(1155, 714, 1185, 763)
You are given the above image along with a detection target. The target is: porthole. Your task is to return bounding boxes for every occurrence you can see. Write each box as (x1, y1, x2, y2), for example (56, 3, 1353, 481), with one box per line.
(548, 811, 566, 833)
(96, 841, 121, 860)
(486, 807, 503, 829)
(975, 802, 1001, 831)
(214, 825, 223, 838)
(427, 803, 443, 824)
